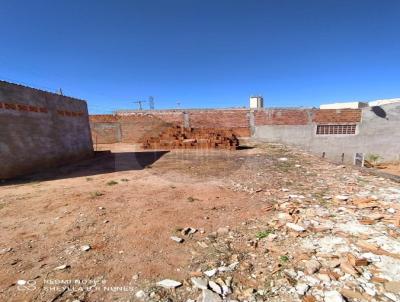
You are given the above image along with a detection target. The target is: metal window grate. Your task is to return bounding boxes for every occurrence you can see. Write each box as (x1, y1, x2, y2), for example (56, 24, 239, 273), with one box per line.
(316, 124, 356, 135)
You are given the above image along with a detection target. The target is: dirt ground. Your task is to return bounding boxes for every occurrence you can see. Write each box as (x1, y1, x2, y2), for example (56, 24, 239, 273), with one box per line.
(0, 142, 399, 302)
(375, 163, 400, 177)
(0, 143, 270, 301)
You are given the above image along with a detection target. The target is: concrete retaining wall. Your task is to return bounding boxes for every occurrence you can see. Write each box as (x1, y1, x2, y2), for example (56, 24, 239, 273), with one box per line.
(0, 81, 93, 179)
(254, 103, 400, 163)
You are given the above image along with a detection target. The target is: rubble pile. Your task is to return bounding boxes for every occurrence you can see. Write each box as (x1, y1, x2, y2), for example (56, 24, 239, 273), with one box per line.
(134, 144, 400, 302)
(142, 125, 239, 150)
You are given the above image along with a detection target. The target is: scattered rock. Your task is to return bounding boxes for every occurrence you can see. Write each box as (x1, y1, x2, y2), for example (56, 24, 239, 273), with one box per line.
(217, 227, 230, 235)
(340, 261, 359, 276)
(335, 195, 349, 201)
(340, 289, 364, 300)
(286, 222, 306, 232)
(170, 236, 184, 243)
(209, 280, 222, 295)
(0, 247, 12, 254)
(305, 260, 321, 274)
(324, 290, 345, 302)
(80, 244, 91, 251)
(191, 277, 208, 290)
(267, 233, 278, 241)
(204, 268, 217, 277)
(295, 283, 310, 296)
(182, 227, 197, 236)
(198, 289, 222, 302)
(218, 262, 239, 272)
(135, 290, 147, 299)
(54, 264, 69, 270)
(156, 279, 182, 288)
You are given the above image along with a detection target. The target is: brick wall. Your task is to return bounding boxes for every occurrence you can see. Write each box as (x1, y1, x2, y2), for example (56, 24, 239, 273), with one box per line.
(254, 109, 309, 125)
(119, 115, 171, 143)
(189, 110, 248, 128)
(91, 123, 120, 144)
(312, 109, 362, 123)
(189, 110, 250, 137)
(90, 114, 174, 143)
(90, 108, 362, 144)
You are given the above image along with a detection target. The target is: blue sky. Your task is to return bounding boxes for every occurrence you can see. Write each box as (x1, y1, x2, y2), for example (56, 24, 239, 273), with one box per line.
(1, 0, 399, 113)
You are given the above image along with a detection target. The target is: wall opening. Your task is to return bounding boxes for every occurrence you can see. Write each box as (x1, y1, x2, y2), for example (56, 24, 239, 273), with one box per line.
(316, 124, 356, 135)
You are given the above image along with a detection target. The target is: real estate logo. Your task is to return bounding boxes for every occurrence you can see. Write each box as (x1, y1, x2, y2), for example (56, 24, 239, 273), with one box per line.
(17, 280, 37, 291)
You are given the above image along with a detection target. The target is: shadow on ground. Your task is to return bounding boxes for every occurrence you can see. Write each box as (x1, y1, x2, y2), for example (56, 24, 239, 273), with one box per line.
(1, 151, 169, 185)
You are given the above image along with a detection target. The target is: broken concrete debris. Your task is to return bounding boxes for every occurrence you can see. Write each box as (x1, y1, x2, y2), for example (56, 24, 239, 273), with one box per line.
(156, 279, 182, 288)
(323, 290, 345, 302)
(182, 227, 197, 236)
(204, 268, 217, 277)
(191, 277, 208, 290)
(80, 244, 91, 251)
(198, 288, 222, 302)
(286, 222, 306, 232)
(54, 264, 69, 271)
(170, 236, 184, 243)
(304, 260, 321, 275)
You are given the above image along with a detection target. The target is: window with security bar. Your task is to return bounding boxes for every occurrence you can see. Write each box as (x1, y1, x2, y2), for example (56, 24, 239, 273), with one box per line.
(316, 124, 356, 135)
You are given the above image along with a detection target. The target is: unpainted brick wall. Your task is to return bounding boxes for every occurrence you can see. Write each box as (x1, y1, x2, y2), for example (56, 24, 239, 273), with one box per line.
(119, 115, 172, 143)
(312, 109, 362, 123)
(189, 110, 250, 137)
(90, 114, 175, 143)
(91, 123, 120, 144)
(254, 109, 309, 125)
(90, 108, 363, 144)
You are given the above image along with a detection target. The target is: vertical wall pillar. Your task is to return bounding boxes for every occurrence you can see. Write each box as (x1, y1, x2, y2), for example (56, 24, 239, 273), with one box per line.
(183, 112, 190, 128)
(248, 110, 255, 136)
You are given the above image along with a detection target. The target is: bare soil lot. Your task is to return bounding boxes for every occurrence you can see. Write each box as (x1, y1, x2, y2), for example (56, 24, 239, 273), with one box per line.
(0, 143, 399, 302)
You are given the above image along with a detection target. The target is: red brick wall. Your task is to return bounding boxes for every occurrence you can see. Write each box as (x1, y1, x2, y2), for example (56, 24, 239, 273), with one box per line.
(189, 110, 249, 128)
(189, 110, 249, 137)
(120, 116, 171, 143)
(90, 114, 174, 143)
(255, 109, 309, 125)
(90, 115, 118, 122)
(91, 123, 120, 144)
(154, 112, 184, 125)
(313, 109, 362, 123)
(90, 110, 250, 143)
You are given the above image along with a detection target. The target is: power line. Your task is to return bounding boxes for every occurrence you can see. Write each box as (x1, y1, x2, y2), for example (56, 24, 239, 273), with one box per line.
(149, 96, 155, 110)
(134, 100, 146, 110)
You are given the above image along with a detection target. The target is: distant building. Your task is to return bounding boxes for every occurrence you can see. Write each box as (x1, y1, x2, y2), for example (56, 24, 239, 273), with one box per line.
(250, 96, 264, 109)
(320, 101, 368, 109)
(368, 98, 400, 107)
(320, 98, 400, 109)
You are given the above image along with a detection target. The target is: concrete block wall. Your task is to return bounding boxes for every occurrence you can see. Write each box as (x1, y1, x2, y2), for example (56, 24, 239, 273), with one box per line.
(254, 105, 400, 163)
(0, 81, 93, 179)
